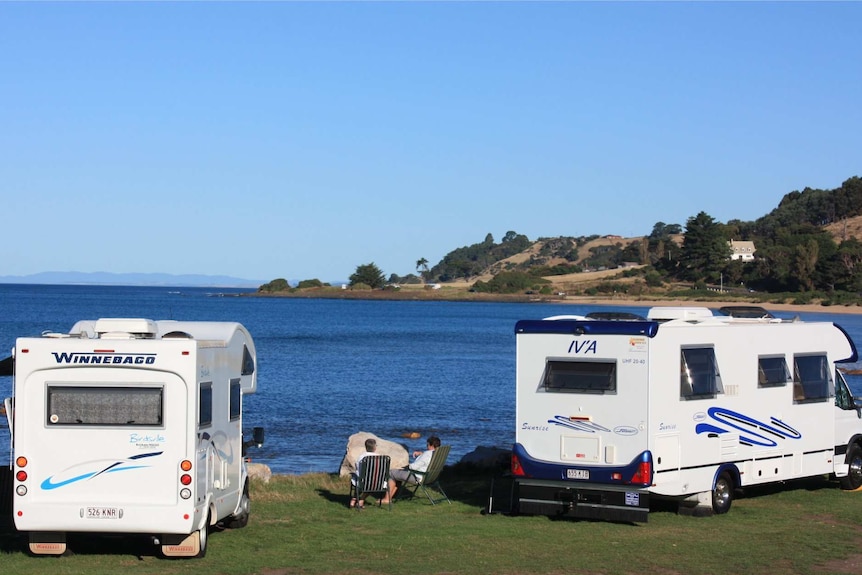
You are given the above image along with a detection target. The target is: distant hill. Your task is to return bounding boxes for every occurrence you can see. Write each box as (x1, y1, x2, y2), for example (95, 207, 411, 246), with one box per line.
(427, 177, 862, 288)
(0, 271, 264, 288)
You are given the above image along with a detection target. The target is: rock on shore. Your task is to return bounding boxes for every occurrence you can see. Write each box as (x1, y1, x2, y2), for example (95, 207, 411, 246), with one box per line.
(338, 432, 410, 477)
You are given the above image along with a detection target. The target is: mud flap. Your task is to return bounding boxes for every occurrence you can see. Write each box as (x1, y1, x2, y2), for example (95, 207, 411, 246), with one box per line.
(161, 531, 200, 558)
(29, 531, 67, 555)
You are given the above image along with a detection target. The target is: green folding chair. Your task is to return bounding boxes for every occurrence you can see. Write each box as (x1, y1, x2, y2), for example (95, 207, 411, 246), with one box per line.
(398, 445, 451, 505)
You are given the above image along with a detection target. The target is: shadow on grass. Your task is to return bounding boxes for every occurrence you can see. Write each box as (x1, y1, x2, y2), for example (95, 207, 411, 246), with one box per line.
(0, 522, 240, 558)
(736, 474, 837, 500)
(314, 464, 502, 511)
(0, 518, 25, 554)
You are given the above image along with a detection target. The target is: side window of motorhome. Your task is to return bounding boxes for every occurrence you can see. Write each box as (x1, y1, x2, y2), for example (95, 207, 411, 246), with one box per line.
(242, 345, 255, 376)
(229, 378, 241, 421)
(793, 355, 833, 403)
(758, 356, 791, 388)
(542, 359, 617, 394)
(199, 383, 213, 427)
(680, 348, 723, 399)
(47, 386, 163, 426)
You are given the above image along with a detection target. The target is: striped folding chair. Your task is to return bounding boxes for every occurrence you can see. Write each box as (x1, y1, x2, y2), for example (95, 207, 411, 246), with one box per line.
(349, 455, 392, 511)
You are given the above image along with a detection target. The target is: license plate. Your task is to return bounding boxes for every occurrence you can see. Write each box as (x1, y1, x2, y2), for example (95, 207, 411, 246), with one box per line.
(567, 469, 589, 480)
(86, 507, 119, 519)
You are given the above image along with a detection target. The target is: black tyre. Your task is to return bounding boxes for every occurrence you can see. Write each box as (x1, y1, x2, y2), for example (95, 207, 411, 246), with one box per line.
(711, 471, 733, 514)
(840, 443, 862, 490)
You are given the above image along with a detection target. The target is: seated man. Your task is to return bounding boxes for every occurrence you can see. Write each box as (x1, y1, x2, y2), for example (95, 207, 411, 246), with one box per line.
(380, 435, 441, 503)
(350, 438, 378, 509)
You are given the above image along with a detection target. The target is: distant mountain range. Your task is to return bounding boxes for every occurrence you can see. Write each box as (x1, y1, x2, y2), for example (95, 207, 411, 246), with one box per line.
(0, 271, 266, 288)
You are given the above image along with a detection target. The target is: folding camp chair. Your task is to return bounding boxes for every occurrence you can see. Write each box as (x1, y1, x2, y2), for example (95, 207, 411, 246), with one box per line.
(397, 445, 451, 505)
(349, 454, 392, 511)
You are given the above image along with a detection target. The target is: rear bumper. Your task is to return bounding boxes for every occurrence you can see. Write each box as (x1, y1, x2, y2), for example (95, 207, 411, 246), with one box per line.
(13, 502, 200, 534)
(515, 478, 649, 523)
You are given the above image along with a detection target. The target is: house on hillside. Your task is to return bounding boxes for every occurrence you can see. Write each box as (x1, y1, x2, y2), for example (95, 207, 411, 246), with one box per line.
(729, 240, 756, 261)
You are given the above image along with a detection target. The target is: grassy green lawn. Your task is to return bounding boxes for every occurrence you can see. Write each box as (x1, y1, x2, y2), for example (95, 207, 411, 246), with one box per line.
(2, 467, 862, 575)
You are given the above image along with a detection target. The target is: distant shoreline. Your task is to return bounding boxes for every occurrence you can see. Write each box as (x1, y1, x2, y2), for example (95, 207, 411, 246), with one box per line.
(251, 287, 862, 315)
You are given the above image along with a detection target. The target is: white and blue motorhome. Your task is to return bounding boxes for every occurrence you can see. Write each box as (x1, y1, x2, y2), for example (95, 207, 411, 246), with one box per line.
(5, 318, 264, 557)
(512, 307, 862, 522)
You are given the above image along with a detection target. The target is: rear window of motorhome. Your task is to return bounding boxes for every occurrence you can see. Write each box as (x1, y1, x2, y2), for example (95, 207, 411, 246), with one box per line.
(47, 386, 163, 426)
(793, 355, 833, 403)
(680, 348, 723, 399)
(758, 356, 791, 388)
(543, 360, 617, 394)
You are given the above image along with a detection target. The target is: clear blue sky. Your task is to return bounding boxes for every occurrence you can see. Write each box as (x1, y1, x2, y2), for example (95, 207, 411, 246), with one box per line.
(2, 2, 859, 283)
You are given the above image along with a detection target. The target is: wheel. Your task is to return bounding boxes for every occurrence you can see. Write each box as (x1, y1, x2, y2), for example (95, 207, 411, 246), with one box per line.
(226, 484, 250, 528)
(195, 512, 209, 558)
(711, 471, 734, 514)
(840, 443, 862, 490)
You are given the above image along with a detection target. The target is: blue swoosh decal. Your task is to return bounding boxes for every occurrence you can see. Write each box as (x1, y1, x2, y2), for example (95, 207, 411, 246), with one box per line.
(41, 451, 164, 491)
(695, 407, 801, 447)
(41, 471, 98, 490)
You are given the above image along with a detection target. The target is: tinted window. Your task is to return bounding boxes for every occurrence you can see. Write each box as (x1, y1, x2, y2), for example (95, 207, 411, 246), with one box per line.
(230, 379, 241, 421)
(793, 355, 833, 403)
(543, 360, 616, 394)
(681, 348, 723, 399)
(47, 386, 162, 426)
(242, 345, 255, 376)
(200, 383, 213, 427)
(758, 356, 790, 388)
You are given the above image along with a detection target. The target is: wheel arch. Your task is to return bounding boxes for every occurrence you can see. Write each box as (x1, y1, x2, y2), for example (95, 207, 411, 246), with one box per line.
(714, 463, 741, 490)
(842, 434, 862, 462)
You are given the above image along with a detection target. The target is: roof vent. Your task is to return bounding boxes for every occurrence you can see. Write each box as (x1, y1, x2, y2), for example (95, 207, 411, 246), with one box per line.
(647, 307, 714, 322)
(93, 318, 158, 339)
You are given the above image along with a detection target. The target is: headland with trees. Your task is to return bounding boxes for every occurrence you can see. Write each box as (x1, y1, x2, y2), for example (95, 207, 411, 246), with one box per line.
(258, 176, 862, 310)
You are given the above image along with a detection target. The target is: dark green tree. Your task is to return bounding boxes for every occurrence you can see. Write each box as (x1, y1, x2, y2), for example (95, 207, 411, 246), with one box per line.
(296, 279, 325, 289)
(833, 238, 862, 291)
(258, 278, 290, 292)
(649, 222, 682, 239)
(415, 257, 429, 281)
(349, 263, 386, 289)
(678, 212, 731, 282)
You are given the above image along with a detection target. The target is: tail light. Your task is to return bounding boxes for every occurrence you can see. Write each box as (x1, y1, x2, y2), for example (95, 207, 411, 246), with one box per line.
(511, 454, 526, 477)
(179, 460, 192, 499)
(15, 456, 29, 496)
(627, 460, 652, 486)
(15, 456, 28, 481)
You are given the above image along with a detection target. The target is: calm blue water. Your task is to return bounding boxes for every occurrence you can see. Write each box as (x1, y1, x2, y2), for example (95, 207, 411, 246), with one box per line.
(2, 284, 862, 475)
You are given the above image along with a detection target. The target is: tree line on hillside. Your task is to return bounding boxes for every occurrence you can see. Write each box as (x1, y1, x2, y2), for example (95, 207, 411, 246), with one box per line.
(673, 176, 862, 294)
(259, 176, 862, 298)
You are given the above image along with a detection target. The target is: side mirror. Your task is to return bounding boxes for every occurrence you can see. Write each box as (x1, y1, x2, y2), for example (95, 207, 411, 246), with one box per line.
(252, 426, 265, 448)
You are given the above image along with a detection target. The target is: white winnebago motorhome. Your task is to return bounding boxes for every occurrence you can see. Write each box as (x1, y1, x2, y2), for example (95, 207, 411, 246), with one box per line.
(5, 318, 264, 557)
(511, 307, 862, 522)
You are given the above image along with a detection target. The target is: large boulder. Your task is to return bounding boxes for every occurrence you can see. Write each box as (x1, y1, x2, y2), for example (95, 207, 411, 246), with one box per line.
(247, 462, 272, 483)
(339, 432, 409, 477)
